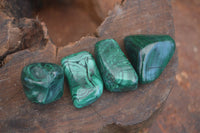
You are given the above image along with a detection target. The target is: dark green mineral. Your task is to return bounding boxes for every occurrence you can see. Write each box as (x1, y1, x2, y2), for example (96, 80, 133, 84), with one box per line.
(21, 63, 64, 104)
(124, 35, 176, 84)
(61, 51, 103, 108)
(95, 39, 138, 92)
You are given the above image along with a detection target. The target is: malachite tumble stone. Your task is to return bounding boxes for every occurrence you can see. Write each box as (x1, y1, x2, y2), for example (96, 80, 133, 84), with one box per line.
(21, 63, 64, 104)
(124, 35, 176, 84)
(61, 51, 103, 108)
(95, 39, 138, 92)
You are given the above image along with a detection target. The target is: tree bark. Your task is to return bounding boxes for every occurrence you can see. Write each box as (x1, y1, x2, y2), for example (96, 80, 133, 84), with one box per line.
(0, 0, 177, 132)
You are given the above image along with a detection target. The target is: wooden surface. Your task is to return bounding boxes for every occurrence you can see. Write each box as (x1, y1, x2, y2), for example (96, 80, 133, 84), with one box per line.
(36, 0, 101, 46)
(0, 0, 177, 132)
(149, 0, 200, 133)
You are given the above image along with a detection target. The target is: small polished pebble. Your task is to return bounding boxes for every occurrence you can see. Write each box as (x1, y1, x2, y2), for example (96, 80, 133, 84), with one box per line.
(95, 39, 138, 92)
(124, 35, 176, 84)
(21, 63, 64, 104)
(61, 51, 103, 108)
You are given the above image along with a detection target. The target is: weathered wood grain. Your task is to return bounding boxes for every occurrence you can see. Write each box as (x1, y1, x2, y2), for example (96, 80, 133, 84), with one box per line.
(0, 0, 177, 132)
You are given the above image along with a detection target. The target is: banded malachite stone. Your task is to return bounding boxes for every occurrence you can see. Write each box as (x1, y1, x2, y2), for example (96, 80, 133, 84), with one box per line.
(95, 39, 138, 92)
(61, 51, 103, 108)
(21, 63, 64, 104)
(124, 35, 176, 84)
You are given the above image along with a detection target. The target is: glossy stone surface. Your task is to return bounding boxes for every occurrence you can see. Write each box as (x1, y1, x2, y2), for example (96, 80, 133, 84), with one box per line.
(21, 63, 64, 104)
(124, 35, 176, 84)
(61, 51, 103, 108)
(95, 39, 138, 92)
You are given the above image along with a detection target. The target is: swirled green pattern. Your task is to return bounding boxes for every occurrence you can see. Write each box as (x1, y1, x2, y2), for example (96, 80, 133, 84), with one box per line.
(61, 51, 103, 108)
(124, 35, 176, 84)
(21, 63, 64, 104)
(95, 39, 138, 92)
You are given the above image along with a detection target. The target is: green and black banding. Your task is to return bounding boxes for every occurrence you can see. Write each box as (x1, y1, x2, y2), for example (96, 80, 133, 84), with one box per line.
(61, 51, 103, 108)
(124, 35, 176, 84)
(95, 39, 138, 92)
(21, 63, 64, 104)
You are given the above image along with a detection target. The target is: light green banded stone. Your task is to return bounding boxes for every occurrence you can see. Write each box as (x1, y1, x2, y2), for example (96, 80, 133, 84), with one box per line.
(95, 39, 138, 92)
(61, 51, 103, 108)
(21, 63, 64, 104)
(124, 35, 176, 84)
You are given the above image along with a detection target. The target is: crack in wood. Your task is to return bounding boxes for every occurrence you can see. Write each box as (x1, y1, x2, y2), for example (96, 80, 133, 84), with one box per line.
(0, 18, 48, 68)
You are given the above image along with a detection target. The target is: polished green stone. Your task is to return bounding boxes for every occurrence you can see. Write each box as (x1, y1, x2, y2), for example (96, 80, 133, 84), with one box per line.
(95, 39, 138, 92)
(61, 51, 103, 108)
(21, 63, 64, 104)
(124, 35, 176, 84)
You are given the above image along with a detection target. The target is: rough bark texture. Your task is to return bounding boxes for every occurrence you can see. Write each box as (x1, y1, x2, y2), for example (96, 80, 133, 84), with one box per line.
(0, 0, 32, 18)
(0, 0, 177, 132)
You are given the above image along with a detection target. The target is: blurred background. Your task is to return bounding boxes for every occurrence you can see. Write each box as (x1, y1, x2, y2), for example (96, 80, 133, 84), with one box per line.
(149, 0, 200, 132)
